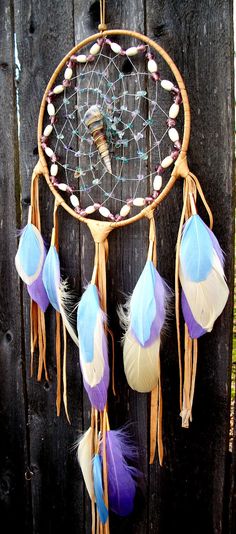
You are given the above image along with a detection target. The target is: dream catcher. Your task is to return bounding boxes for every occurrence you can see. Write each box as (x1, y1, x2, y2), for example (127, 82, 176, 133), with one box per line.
(15, 0, 229, 531)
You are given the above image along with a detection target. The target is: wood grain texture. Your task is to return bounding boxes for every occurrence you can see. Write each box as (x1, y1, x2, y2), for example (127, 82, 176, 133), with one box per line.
(1, 0, 235, 533)
(0, 1, 31, 532)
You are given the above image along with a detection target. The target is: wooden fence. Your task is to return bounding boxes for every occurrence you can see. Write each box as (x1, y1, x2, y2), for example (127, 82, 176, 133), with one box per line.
(0, 1, 235, 533)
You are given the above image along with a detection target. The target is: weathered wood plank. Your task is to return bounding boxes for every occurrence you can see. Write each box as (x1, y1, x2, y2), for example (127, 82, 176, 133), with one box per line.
(14, 1, 84, 532)
(0, 2, 31, 531)
(146, 1, 235, 533)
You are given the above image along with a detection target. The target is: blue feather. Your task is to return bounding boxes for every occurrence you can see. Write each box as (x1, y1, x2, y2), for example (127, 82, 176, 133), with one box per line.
(42, 245, 60, 312)
(180, 214, 213, 281)
(93, 454, 108, 524)
(77, 284, 100, 363)
(15, 223, 45, 285)
(130, 260, 167, 347)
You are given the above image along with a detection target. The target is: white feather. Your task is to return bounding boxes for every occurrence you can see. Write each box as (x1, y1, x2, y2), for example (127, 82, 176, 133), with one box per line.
(179, 250, 229, 331)
(77, 427, 94, 499)
(59, 282, 79, 347)
(79, 310, 105, 387)
(123, 331, 160, 392)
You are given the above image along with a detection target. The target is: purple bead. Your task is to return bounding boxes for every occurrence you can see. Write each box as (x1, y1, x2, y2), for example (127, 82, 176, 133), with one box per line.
(79, 209, 87, 217)
(50, 176, 58, 185)
(152, 72, 160, 82)
(171, 150, 179, 160)
(126, 198, 133, 206)
(145, 196, 153, 204)
(51, 154, 57, 163)
(172, 86, 179, 94)
(63, 79, 71, 87)
(155, 165, 164, 174)
(138, 44, 146, 52)
(50, 116, 57, 125)
(87, 54, 96, 62)
(115, 215, 122, 222)
(146, 52, 154, 60)
(152, 191, 159, 199)
(66, 60, 73, 68)
(174, 94, 182, 105)
(167, 118, 176, 127)
(93, 203, 101, 209)
(108, 213, 115, 221)
(174, 141, 182, 150)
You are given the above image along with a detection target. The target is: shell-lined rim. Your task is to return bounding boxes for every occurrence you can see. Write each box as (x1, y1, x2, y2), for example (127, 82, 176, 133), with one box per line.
(37, 29, 191, 228)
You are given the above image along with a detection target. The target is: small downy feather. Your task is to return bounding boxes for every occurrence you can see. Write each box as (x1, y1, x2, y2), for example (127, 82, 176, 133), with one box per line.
(93, 453, 108, 524)
(77, 284, 109, 411)
(180, 214, 229, 334)
(77, 427, 94, 500)
(101, 428, 140, 516)
(120, 260, 168, 393)
(15, 223, 45, 285)
(42, 245, 79, 345)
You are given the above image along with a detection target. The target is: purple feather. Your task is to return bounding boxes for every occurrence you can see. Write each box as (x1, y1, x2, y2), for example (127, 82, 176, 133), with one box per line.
(27, 270, 49, 312)
(81, 319, 109, 411)
(181, 291, 206, 339)
(101, 429, 140, 516)
(205, 224, 224, 266)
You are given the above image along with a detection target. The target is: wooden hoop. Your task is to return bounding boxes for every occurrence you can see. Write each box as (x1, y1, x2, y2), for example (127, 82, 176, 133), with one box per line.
(37, 29, 191, 231)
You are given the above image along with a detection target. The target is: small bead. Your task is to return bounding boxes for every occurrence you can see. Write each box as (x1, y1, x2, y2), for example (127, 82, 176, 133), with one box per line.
(64, 67, 73, 80)
(90, 43, 101, 55)
(70, 194, 79, 208)
(77, 54, 87, 63)
(93, 203, 101, 209)
(153, 175, 162, 191)
(169, 103, 180, 119)
(161, 155, 174, 168)
(152, 72, 159, 81)
(50, 163, 58, 176)
(47, 103, 55, 116)
(63, 80, 71, 87)
(171, 150, 179, 160)
(99, 206, 110, 218)
(108, 213, 116, 221)
(145, 196, 153, 203)
(120, 204, 131, 217)
(126, 46, 138, 56)
(85, 205, 96, 215)
(53, 84, 64, 94)
(168, 128, 179, 142)
(152, 191, 159, 199)
(167, 118, 176, 128)
(174, 94, 182, 105)
(161, 80, 174, 91)
(155, 165, 164, 174)
(57, 183, 67, 191)
(115, 215, 123, 222)
(45, 146, 54, 158)
(43, 124, 53, 137)
(148, 59, 158, 73)
(126, 198, 133, 206)
(79, 210, 87, 217)
(133, 197, 145, 207)
(110, 42, 122, 54)
(174, 140, 182, 150)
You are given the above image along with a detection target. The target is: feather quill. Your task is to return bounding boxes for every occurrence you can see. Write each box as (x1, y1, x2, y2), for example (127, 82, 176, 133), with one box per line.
(15, 223, 45, 285)
(101, 428, 140, 516)
(77, 284, 109, 410)
(93, 453, 108, 524)
(120, 260, 168, 393)
(42, 245, 79, 345)
(77, 427, 94, 500)
(180, 214, 229, 333)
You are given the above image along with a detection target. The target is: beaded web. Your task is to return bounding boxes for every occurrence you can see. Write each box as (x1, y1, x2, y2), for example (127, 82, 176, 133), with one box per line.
(41, 37, 183, 221)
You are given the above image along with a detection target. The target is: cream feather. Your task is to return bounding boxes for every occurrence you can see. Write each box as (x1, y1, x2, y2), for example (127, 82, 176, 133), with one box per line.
(79, 310, 105, 387)
(123, 331, 160, 393)
(77, 427, 94, 499)
(179, 250, 229, 332)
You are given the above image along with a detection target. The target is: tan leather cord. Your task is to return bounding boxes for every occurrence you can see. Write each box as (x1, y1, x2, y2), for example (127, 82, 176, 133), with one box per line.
(99, 0, 107, 31)
(146, 213, 163, 466)
(102, 407, 109, 534)
(55, 311, 61, 416)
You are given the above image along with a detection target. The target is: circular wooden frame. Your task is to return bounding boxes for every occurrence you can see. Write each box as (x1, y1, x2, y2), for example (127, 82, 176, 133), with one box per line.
(37, 29, 191, 229)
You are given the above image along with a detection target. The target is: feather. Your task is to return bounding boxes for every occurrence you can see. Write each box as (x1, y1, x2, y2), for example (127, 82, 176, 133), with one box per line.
(181, 291, 206, 339)
(93, 453, 108, 524)
(42, 245, 79, 345)
(123, 333, 160, 392)
(120, 260, 168, 393)
(101, 428, 140, 516)
(180, 214, 229, 333)
(15, 223, 45, 285)
(27, 270, 49, 312)
(77, 427, 94, 500)
(77, 284, 109, 411)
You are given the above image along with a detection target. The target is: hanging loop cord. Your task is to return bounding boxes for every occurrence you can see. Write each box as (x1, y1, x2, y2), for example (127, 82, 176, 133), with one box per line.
(98, 0, 107, 32)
